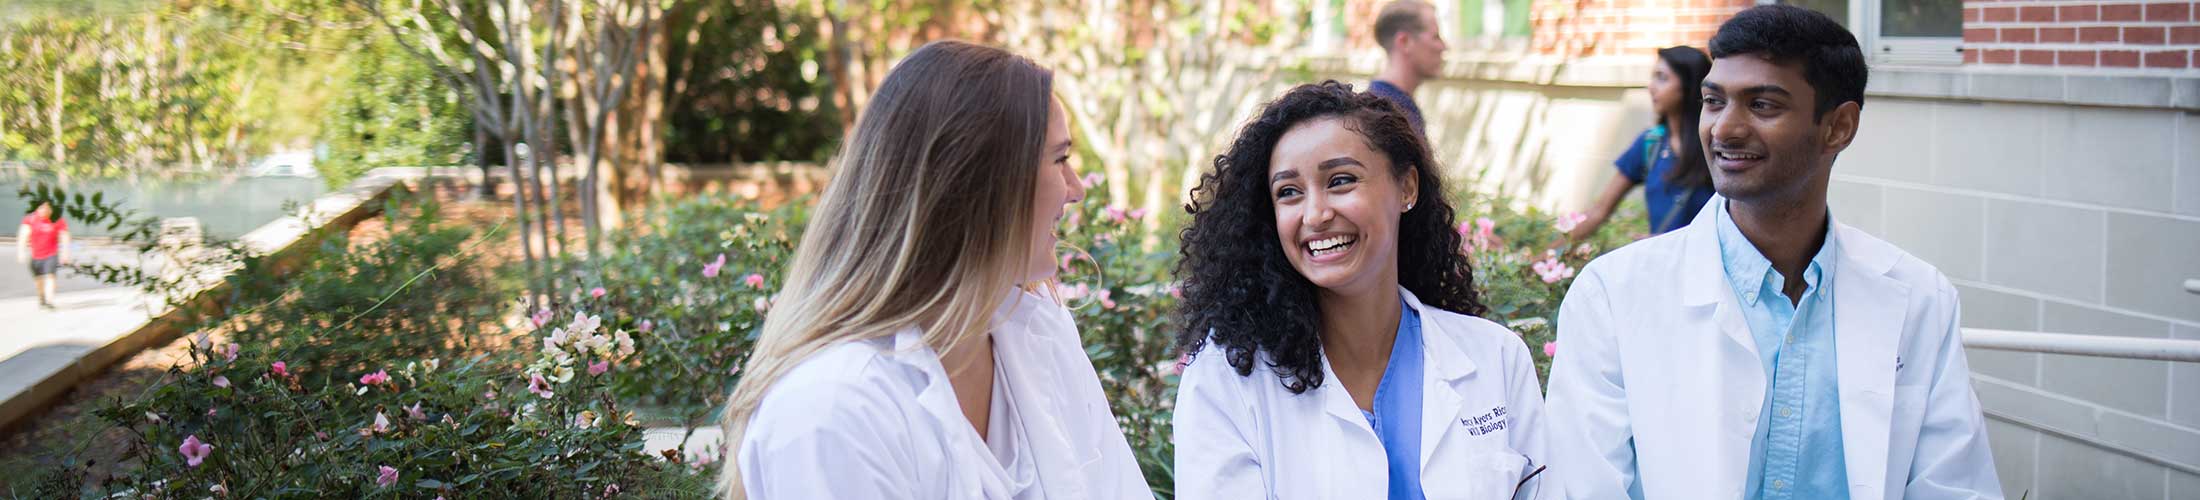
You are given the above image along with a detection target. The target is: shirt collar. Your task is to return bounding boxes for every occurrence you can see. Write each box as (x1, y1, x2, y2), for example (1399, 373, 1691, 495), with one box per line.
(1714, 200, 1840, 307)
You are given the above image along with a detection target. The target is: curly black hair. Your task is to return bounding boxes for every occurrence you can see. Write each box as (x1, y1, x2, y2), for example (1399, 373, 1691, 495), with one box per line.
(1173, 80, 1487, 394)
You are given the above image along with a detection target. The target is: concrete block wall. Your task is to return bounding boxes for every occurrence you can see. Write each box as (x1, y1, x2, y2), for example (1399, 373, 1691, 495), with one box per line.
(1826, 96, 2200, 499)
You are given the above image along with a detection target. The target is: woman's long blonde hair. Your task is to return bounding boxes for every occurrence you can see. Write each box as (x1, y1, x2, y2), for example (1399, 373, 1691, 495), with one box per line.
(715, 40, 1054, 497)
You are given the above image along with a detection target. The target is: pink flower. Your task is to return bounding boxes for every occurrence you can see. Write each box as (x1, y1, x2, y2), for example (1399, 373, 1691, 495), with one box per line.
(744, 273, 766, 289)
(531, 307, 554, 327)
(270, 361, 290, 378)
(1098, 289, 1117, 309)
(1081, 172, 1104, 189)
(729, 365, 743, 376)
(588, 360, 609, 376)
(1059, 282, 1089, 301)
(220, 343, 239, 363)
(638, 319, 653, 333)
(1103, 205, 1127, 223)
(1532, 254, 1576, 284)
(1473, 218, 1499, 250)
(1543, 341, 1558, 358)
(483, 388, 498, 400)
(212, 375, 230, 388)
(359, 370, 390, 386)
(406, 401, 427, 421)
(702, 253, 726, 278)
(1552, 212, 1589, 233)
(527, 373, 555, 399)
(370, 411, 391, 434)
(178, 435, 212, 468)
(1126, 208, 1149, 221)
(604, 484, 622, 496)
(206, 407, 218, 417)
(375, 465, 398, 488)
(590, 287, 607, 298)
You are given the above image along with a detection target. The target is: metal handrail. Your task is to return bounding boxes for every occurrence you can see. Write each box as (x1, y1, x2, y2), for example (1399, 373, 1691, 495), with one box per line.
(1963, 328, 2200, 363)
(2185, 278, 2199, 296)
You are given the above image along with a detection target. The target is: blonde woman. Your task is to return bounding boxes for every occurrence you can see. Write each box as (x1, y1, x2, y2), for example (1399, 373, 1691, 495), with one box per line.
(715, 40, 1151, 499)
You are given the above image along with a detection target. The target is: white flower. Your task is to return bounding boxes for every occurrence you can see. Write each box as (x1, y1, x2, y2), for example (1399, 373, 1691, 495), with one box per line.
(569, 313, 602, 337)
(550, 364, 576, 384)
(545, 327, 570, 348)
(544, 344, 573, 366)
(613, 330, 635, 358)
(579, 333, 611, 357)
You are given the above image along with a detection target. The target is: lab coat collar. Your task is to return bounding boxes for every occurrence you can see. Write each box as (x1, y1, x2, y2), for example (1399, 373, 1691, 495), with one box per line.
(890, 288, 1112, 499)
(1312, 287, 1486, 464)
(1403, 286, 1479, 383)
(886, 326, 1018, 498)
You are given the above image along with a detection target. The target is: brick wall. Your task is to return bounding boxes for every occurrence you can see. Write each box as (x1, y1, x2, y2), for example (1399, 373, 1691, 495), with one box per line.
(1963, 0, 2200, 69)
(1532, 0, 1757, 55)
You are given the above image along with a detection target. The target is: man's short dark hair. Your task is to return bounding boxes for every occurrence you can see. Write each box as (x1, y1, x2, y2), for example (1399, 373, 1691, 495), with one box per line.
(1708, 4, 1868, 121)
(1375, 1, 1433, 52)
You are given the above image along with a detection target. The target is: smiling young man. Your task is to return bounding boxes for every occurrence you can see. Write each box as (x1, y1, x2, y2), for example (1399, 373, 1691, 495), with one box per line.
(1543, 5, 2003, 499)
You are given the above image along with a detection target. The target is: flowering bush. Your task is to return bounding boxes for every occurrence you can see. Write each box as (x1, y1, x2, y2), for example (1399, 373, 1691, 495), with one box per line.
(572, 196, 808, 442)
(66, 304, 673, 498)
(1055, 175, 1183, 497)
(1450, 194, 1646, 382)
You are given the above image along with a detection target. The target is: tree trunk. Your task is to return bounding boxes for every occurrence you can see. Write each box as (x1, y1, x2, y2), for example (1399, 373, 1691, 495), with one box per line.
(50, 60, 64, 166)
(475, 124, 495, 198)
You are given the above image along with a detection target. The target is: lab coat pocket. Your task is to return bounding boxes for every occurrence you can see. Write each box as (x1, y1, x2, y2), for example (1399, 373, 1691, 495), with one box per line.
(1426, 450, 1530, 500)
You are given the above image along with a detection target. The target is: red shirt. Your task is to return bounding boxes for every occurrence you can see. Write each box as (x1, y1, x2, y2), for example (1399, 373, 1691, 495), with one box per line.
(21, 214, 65, 260)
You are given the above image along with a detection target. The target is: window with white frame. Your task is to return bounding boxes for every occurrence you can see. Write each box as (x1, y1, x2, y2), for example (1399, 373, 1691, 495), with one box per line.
(1775, 0, 1964, 65)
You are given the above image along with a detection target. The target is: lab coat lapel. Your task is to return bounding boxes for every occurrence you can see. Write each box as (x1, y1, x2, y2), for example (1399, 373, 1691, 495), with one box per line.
(1832, 222, 1908, 500)
(1677, 198, 1767, 497)
(891, 328, 1016, 499)
(990, 289, 1103, 499)
(1404, 287, 1478, 474)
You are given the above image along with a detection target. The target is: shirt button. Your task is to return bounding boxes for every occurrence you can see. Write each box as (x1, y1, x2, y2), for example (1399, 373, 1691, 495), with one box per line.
(1773, 479, 1787, 489)
(1778, 406, 1792, 417)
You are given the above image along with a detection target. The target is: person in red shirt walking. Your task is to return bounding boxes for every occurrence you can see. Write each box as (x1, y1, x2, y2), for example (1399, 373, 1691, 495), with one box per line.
(17, 202, 69, 310)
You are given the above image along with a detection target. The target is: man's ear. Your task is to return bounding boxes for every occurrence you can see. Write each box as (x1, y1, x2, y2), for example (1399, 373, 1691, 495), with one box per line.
(1822, 100, 1862, 156)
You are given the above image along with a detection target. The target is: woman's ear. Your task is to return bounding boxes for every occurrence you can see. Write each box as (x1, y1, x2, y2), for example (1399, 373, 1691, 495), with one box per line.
(1399, 164, 1421, 212)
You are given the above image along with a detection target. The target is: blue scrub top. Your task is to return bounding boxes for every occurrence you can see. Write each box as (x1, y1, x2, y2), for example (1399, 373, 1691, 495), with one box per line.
(1359, 297, 1426, 500)
(1616, 124, 1716, 234)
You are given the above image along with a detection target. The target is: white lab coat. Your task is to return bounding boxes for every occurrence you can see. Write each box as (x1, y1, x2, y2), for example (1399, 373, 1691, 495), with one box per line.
(1544, 199, 2002, 500)
(1175, 287, 1549, 499)
(737, 289, 1154, 499)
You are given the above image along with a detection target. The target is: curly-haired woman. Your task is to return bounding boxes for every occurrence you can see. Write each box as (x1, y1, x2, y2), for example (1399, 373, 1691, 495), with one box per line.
(1171, 81, 1547, 499)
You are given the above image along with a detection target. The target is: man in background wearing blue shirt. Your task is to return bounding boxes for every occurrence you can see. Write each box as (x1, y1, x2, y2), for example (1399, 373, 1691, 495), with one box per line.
(1369, 0, 1444, 138)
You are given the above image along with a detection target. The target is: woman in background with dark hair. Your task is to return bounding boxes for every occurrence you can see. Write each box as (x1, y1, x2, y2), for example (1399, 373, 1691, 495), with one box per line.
(1172, 81, 1546, 499)
(1570, 46, 1715, 240)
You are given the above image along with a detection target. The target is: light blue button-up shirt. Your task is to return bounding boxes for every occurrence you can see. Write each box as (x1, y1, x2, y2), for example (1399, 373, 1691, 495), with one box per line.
(1714, 201, 1849, 500)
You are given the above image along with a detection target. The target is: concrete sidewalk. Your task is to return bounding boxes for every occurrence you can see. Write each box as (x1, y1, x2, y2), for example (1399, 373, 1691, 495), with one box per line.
(0, 168, 423, 433)
(0, 287, 161, 430)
